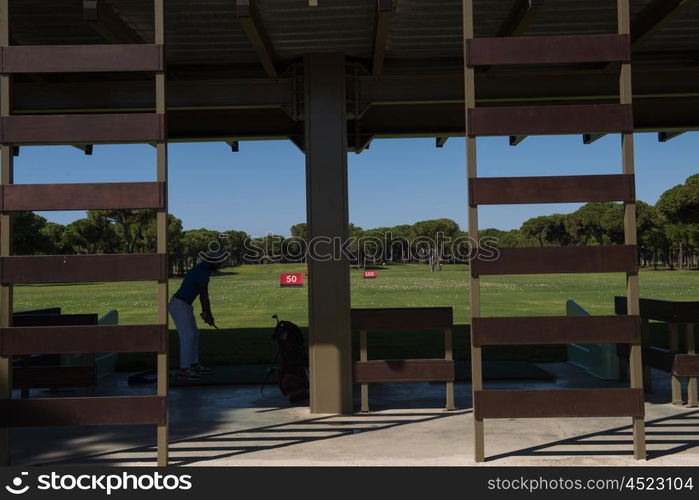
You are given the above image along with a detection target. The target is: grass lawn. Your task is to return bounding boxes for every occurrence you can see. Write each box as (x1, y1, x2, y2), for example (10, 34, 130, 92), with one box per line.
(12, 263, 699, 369)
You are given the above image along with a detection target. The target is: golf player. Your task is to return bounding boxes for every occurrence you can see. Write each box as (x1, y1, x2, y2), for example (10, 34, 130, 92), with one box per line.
(169, 256, 224, 381)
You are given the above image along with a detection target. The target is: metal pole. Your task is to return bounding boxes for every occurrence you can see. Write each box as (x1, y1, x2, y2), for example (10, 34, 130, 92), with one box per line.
(304, 53, 353, 414)
(360, 330, 369, 412)
(463, 0, 484, 463)
(670, 323, 682, 404)
(687, 323, 698, 407)
(0, 0, 13, 466)
(445, 327, 455, 411)
(154, 0, 169, 466)
(618, 0, 646, 461)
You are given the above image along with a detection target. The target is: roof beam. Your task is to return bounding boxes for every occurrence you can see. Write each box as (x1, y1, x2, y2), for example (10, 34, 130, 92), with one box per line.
(225, 140, 240, 152)
(631, 0, 698, 49)
(658, 131, 685, 142)
(83, 0, 144, 44)
(435, 137, 448, 148)
(583, 133, 606, 144)
(236, 0, 278, 79)
(496, 0, 544, 38)
(372, 0, 394, 75)
(509, 135, 527, 146)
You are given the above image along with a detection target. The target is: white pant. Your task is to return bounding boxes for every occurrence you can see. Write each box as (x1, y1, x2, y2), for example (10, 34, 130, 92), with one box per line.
(169, 296, 200, 369)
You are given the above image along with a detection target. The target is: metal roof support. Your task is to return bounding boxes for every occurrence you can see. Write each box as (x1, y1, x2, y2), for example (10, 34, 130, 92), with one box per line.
(436, 137, 448, 148)
(583, 133, 607, 144)
(304, 53, 352, 414)
(509, 135, 527, 146)
(658, 131, 685, 142)
(83, 0, 144, 44)
(496, 0, 544, 37)
(236, 0, 279, 79)
(72, 144, 94, 155)
(631, 0, 698, 48)
(372, 0, 394, 75)
(225, 140, 240, 152)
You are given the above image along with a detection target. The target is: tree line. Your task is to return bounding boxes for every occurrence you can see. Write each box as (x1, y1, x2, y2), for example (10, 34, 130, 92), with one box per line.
(10, 174, 698, 273)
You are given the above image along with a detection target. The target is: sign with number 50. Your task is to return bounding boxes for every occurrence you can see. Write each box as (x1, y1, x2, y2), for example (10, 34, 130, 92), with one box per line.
(280, 273, 304, 287)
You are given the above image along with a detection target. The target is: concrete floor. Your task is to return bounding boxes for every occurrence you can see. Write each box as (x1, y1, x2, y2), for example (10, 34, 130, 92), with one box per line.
(10, 362, 699, 466)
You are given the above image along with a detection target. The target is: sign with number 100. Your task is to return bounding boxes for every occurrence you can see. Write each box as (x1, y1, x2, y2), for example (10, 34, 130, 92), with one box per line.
(363, 270, 377, 279)
(280, 273, 304, 287)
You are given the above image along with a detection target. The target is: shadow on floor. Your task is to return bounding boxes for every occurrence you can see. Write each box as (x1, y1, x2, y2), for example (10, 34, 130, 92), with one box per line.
(487, 409, 699, 462)
(38, 410, 469, 466)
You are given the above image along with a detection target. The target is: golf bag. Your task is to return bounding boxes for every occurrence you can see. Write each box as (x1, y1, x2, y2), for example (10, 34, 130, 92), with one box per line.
(266, 315, 309, 403)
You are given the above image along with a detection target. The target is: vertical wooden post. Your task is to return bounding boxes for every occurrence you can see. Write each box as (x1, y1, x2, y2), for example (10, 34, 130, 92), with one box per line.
(360, 330, 369, 412)
(641, 319, 652, 393)
(618, 0, 646, 461)
(304, 53, 353, 414)
(445, 327, 455, 411)
(463, 0, 484, 463)
(669, 323, 682, 405)
(0, 0, 13, 466)
(154, 0, 169, 467)
(687, 323, 698, 407)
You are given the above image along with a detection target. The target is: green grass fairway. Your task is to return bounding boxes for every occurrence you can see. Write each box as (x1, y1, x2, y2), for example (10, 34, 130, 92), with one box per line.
(13, 264, 699, 368)
(14, 263, 699, 326)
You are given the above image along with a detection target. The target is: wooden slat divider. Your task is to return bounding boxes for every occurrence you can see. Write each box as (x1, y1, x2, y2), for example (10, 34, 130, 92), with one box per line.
(469, 174, 635, 206)
(466, 34, 630, 66)
(1, 182, 166, 211)
(474, 388, 645, 420)
(353, 359, 455, 384)
(472, 315, 641, 347)
(1, 113, 165, 144)
(468, 104, 633, 137)
(472, 245, 638, 277)
(0, 396, 166, 427)
(1, 324, 167, 354)
(1, 44, 164, 73)
(0, 254, 168, 284)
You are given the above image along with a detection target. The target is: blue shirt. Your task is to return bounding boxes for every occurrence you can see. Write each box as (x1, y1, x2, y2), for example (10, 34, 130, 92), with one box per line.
(175, 261, 212, 304)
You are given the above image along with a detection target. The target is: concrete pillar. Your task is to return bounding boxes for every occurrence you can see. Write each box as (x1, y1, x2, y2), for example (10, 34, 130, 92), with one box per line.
(304, 53, 353, 414)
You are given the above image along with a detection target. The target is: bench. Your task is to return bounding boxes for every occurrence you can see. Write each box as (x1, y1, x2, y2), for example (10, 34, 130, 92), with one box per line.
(11, 309, 98, 397)
(615, 297, 698, 407)
(351, 307, 455, 412)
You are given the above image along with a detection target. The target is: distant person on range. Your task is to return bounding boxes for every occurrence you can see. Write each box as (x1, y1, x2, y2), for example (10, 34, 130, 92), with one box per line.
(169, 251, 225, 381)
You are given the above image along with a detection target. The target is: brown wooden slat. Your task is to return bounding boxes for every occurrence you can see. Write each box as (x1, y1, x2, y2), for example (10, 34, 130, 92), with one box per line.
(1, 182, 166, 211)
(1, 324, 167, 354)
(13, 366, 94, 389)
(615, 296, 699, 322)
(0, 254, 167, 284)
(474, 388, 644, 419)
(1, 114, 164, 144)
(466, 34, 630, 66)
(617, 344, 675, 373)
(469, 174, 635, 206)
(472, 245, 638, 277)
(351, 307, 453, 331)
(673, 355, 699, 377)
(472, 315, 641, 347)
(1, 44, 164, 73)
(353, 359, 455, 383)
(0, 396, 166, 427)
(11, 314, 97, 327)
(468, 104, 633, 137)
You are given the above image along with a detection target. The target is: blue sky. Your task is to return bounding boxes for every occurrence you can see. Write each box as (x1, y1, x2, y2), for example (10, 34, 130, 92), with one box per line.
(13, 131, 698, 237)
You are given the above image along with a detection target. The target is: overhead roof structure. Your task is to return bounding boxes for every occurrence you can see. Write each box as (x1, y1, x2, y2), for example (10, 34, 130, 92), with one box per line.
(6, 0, 699, 150)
